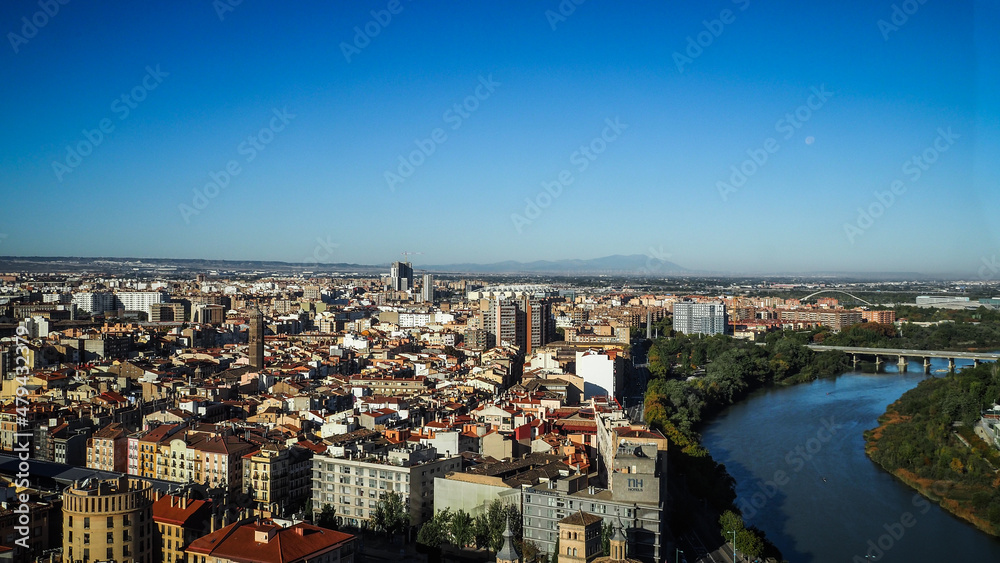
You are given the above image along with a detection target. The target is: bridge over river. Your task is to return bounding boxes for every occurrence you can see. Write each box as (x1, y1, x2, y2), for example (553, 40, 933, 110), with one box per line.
(806, 344, 1000, 372)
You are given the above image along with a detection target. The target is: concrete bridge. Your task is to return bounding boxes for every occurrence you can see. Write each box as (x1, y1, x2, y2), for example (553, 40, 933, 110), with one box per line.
(806, 344, 1000, 373)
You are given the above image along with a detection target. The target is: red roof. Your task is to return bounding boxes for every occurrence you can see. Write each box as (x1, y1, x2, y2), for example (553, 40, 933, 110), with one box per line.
(186, 519, 354, 563)
(152, 495, 211, 526)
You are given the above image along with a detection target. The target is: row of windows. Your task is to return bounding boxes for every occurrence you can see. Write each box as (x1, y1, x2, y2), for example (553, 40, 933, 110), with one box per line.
(68, 513, 146, 528)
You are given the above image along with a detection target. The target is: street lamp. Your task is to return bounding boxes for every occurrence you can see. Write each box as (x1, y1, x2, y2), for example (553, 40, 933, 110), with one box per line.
(675, 548, 684, 563)
(730, 530, 738, 562)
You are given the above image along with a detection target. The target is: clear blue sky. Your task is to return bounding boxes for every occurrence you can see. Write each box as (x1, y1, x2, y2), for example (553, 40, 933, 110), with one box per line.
(1, 0, 998, 275)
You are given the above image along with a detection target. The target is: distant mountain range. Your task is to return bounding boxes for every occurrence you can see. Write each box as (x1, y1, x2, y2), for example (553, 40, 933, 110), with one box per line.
(422, 254, 688, 275)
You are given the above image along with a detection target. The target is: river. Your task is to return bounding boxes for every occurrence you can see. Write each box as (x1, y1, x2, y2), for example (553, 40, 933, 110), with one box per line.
(701, 357, 1000, 563)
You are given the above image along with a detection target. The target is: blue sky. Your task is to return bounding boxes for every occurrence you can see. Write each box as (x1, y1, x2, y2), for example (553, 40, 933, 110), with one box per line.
(0, 0, 997, 275)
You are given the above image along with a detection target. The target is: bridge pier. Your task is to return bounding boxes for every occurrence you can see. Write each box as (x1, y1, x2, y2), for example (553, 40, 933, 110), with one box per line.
(974, 359, 981, 367)
(923, 358, 931, 374)
(948, 358, 956, 372)
(852, 354, 858, 369)
(874, 356, 881, 372)
(897, 356, 907, 373)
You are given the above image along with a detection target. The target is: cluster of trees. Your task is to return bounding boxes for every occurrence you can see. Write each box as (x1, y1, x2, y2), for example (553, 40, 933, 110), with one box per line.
(314, 491, 410, 536)
(645, 333, 851, 437)
(865, 363, 1000, 534)
(416, 499, 542, 560)
(719, 510, 765, 560)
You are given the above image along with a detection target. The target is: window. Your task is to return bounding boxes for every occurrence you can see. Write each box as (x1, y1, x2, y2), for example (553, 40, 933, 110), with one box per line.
(107, 547, 114, 560)
(83, 517, 90, 529)
(83, 533, 90, 545)
(107, 532, 114, 543)
(108, 516, 114, 527)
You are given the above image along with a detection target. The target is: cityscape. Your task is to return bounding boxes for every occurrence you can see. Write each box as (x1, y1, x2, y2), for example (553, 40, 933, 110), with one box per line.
(2, 2, 1000, 563)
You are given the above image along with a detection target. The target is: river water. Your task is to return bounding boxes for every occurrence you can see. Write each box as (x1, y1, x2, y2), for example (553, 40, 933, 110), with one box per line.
(701, 357, 1000, 562)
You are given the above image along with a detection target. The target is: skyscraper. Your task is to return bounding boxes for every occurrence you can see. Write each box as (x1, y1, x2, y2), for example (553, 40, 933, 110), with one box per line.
(249, 305, 265, 369)
(390, 261, 414, 291)
(421, 273, 434, 303)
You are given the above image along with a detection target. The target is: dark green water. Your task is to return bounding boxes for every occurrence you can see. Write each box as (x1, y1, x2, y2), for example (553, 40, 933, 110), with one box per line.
(701, 358, 1000, 562)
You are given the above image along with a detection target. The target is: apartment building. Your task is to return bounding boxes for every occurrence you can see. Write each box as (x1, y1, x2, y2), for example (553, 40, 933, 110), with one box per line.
(86, 422, 129, 473)
(672, 301, 728, 336)
(311, 445, 461, 527)
(62, 476, 155, 563)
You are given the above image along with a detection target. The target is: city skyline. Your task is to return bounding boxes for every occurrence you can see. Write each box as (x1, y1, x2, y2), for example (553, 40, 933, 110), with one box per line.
(2, 1, 998, 275)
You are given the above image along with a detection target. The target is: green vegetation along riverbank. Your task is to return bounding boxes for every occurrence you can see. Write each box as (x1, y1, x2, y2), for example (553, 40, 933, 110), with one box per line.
(864, 363, 1000, 536)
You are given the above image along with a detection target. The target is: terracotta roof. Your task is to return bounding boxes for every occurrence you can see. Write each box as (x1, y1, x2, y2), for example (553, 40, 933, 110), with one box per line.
(152, 495, 211, 526)
(186, 519, 354, 563)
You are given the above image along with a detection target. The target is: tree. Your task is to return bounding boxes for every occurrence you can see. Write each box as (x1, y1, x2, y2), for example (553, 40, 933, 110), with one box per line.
(600, 522, 614, 556)
(316, 505, 338, 530)
(472, 513, 491, 549)
(719, 510, 744, 538)
(372, 491, 409, 536)
(450, 509, 474, 547)
(736, 528, 765, 559)
(417, 509, 452, 548)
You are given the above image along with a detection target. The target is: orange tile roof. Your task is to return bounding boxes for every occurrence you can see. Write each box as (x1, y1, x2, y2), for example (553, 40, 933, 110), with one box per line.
(186, 519, 354, 563)
(152, 495, 211, 527)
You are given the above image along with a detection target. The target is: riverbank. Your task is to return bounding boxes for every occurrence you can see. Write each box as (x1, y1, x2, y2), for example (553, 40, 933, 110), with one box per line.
(863, 365, 1000, 537)
(701, 371, 1000, 561)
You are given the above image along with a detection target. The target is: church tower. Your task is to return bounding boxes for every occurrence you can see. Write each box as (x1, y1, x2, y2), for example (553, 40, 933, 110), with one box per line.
(496, 520, 521, 563)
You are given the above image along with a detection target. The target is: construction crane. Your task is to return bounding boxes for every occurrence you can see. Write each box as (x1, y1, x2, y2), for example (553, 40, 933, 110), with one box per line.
(400, 251, 423, 263)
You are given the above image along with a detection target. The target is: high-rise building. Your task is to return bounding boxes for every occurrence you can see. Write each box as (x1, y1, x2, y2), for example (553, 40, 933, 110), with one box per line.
(672, 301, 728, 335)
(421, 274, 434, 303)
(481, 297, 554, 352)
(249, 306, 265, 369)
(521, 295, 554, 354)
(62, 476, 155, 563)
(390, 261, 414, 292)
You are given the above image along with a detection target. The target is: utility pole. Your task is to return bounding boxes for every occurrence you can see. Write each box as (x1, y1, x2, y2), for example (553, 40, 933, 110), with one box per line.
(730, 530, 738, 562)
